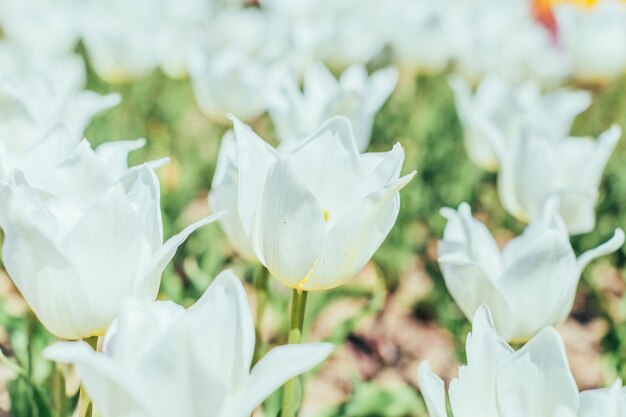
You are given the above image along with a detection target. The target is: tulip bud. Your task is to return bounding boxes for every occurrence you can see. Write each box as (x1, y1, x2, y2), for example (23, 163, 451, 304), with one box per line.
(438, 202, 624, 342)
(498, 125, 620, 235)
(220, 115, 415, 291)
(0, 140, 219, 339)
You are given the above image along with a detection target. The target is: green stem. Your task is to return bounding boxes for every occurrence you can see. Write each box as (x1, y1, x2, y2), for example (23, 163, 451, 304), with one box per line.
(281, 289, 308, 417)
(77, 337, 98, 417)
(26, 312, 35, 379)
(52, 363, 67, 417)
(252, 266, 270, 366)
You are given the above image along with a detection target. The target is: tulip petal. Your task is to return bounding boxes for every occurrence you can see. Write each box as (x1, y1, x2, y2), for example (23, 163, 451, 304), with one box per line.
(289, 116, 366, 217)
(578, 125, 620, 190)
(0, 174, 98, 339)
(18, 127, 79, 181)
(66, 92, 121, 135)
(241, 343, 334, 417)
(304, 62, 339, 106)
(499, 229, 578, 341)
(258, 155, 326, 287)
(304, 171, 415, 290)
(44, 341, 151, 416)
(131, 295, 232, 417)
(210, 131, 257, 261)
(577, 228, 625, 271)
(500, 201, 568, 267)
(498, 132, 560, 224)
(353, 143, 404, 202)
(439, 202, 503, 279)
(543, 89, 591, 138)
(579, 379, 626, 417)
(365, 66, 398, 115)
(496, 328, 579, 417)
(95, 138, 146, 178)
(417, 361, 448, 417)
(231, 116, 278, 240)
(119, 165, 163, 252)
(188, 271, 256, 391)
(449, 305, 513, 417)
(553, 187, 598, 236)
(438, 257, 513, 341)
(62, 184, 152, 337)
(133, 212, 224, 302)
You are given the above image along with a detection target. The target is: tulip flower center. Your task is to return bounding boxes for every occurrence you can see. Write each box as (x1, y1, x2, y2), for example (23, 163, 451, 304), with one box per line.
(323, 209, 330, 222)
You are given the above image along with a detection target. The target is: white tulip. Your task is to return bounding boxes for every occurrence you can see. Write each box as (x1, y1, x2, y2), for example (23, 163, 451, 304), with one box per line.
(186, 7, 289, 123)
(555, 0, 626, 83)
(498, 125, 620, 234)
(438, 203, 624, 342)
(449, 74, 591, 171)
(188, 48, 283, 123)
(268, 62, 398, 152)
(230, 115, 415, 291)
(418, 305, 613, 417)
(0, 51, 120, 179)
(80, 0, 162, 82)
(44, 271, 333, 417)
(0, 140, 219, 339)
(0, 0, 81, 58)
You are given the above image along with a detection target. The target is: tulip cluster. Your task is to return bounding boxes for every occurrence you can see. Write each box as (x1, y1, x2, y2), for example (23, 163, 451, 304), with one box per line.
(1, 0, 626, 416)
(0, 7, 419, 412)
(2, 0, 625, 130)
(451, 75, 621, 235)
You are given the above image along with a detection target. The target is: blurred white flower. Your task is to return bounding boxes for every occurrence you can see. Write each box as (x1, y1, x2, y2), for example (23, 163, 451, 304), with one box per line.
(230, 116, 415, 291)
(449, 74, 591, 171)
(498, 125, 620, 234)
(269, 63, 398, 152)
(187, 7, 288, 123)
(81, 0, 211, 82)
(316, 0, 387, 69)
(0, 0, 81, 57)
(438, 203, 624, 342)
(81, 0, 162, 82)
(555, 0, 626, 83)
(0, 140, 219, 339)
(418, 305, 622, 417)
(385, 0, 454, 74)
(259, 0, 335, 75)
(153, 0, 214, 78)
(450, 0, 570, 85)
(45, 271, 333, 417)
(0, 51, 120, 179)
(188, 48, 283, 123)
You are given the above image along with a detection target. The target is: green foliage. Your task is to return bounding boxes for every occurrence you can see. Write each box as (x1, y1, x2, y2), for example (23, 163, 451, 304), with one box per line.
(319, 381, 426, 417)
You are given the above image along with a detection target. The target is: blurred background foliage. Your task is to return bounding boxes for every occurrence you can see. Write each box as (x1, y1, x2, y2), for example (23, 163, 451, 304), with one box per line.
(1, 52, 626, 416)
